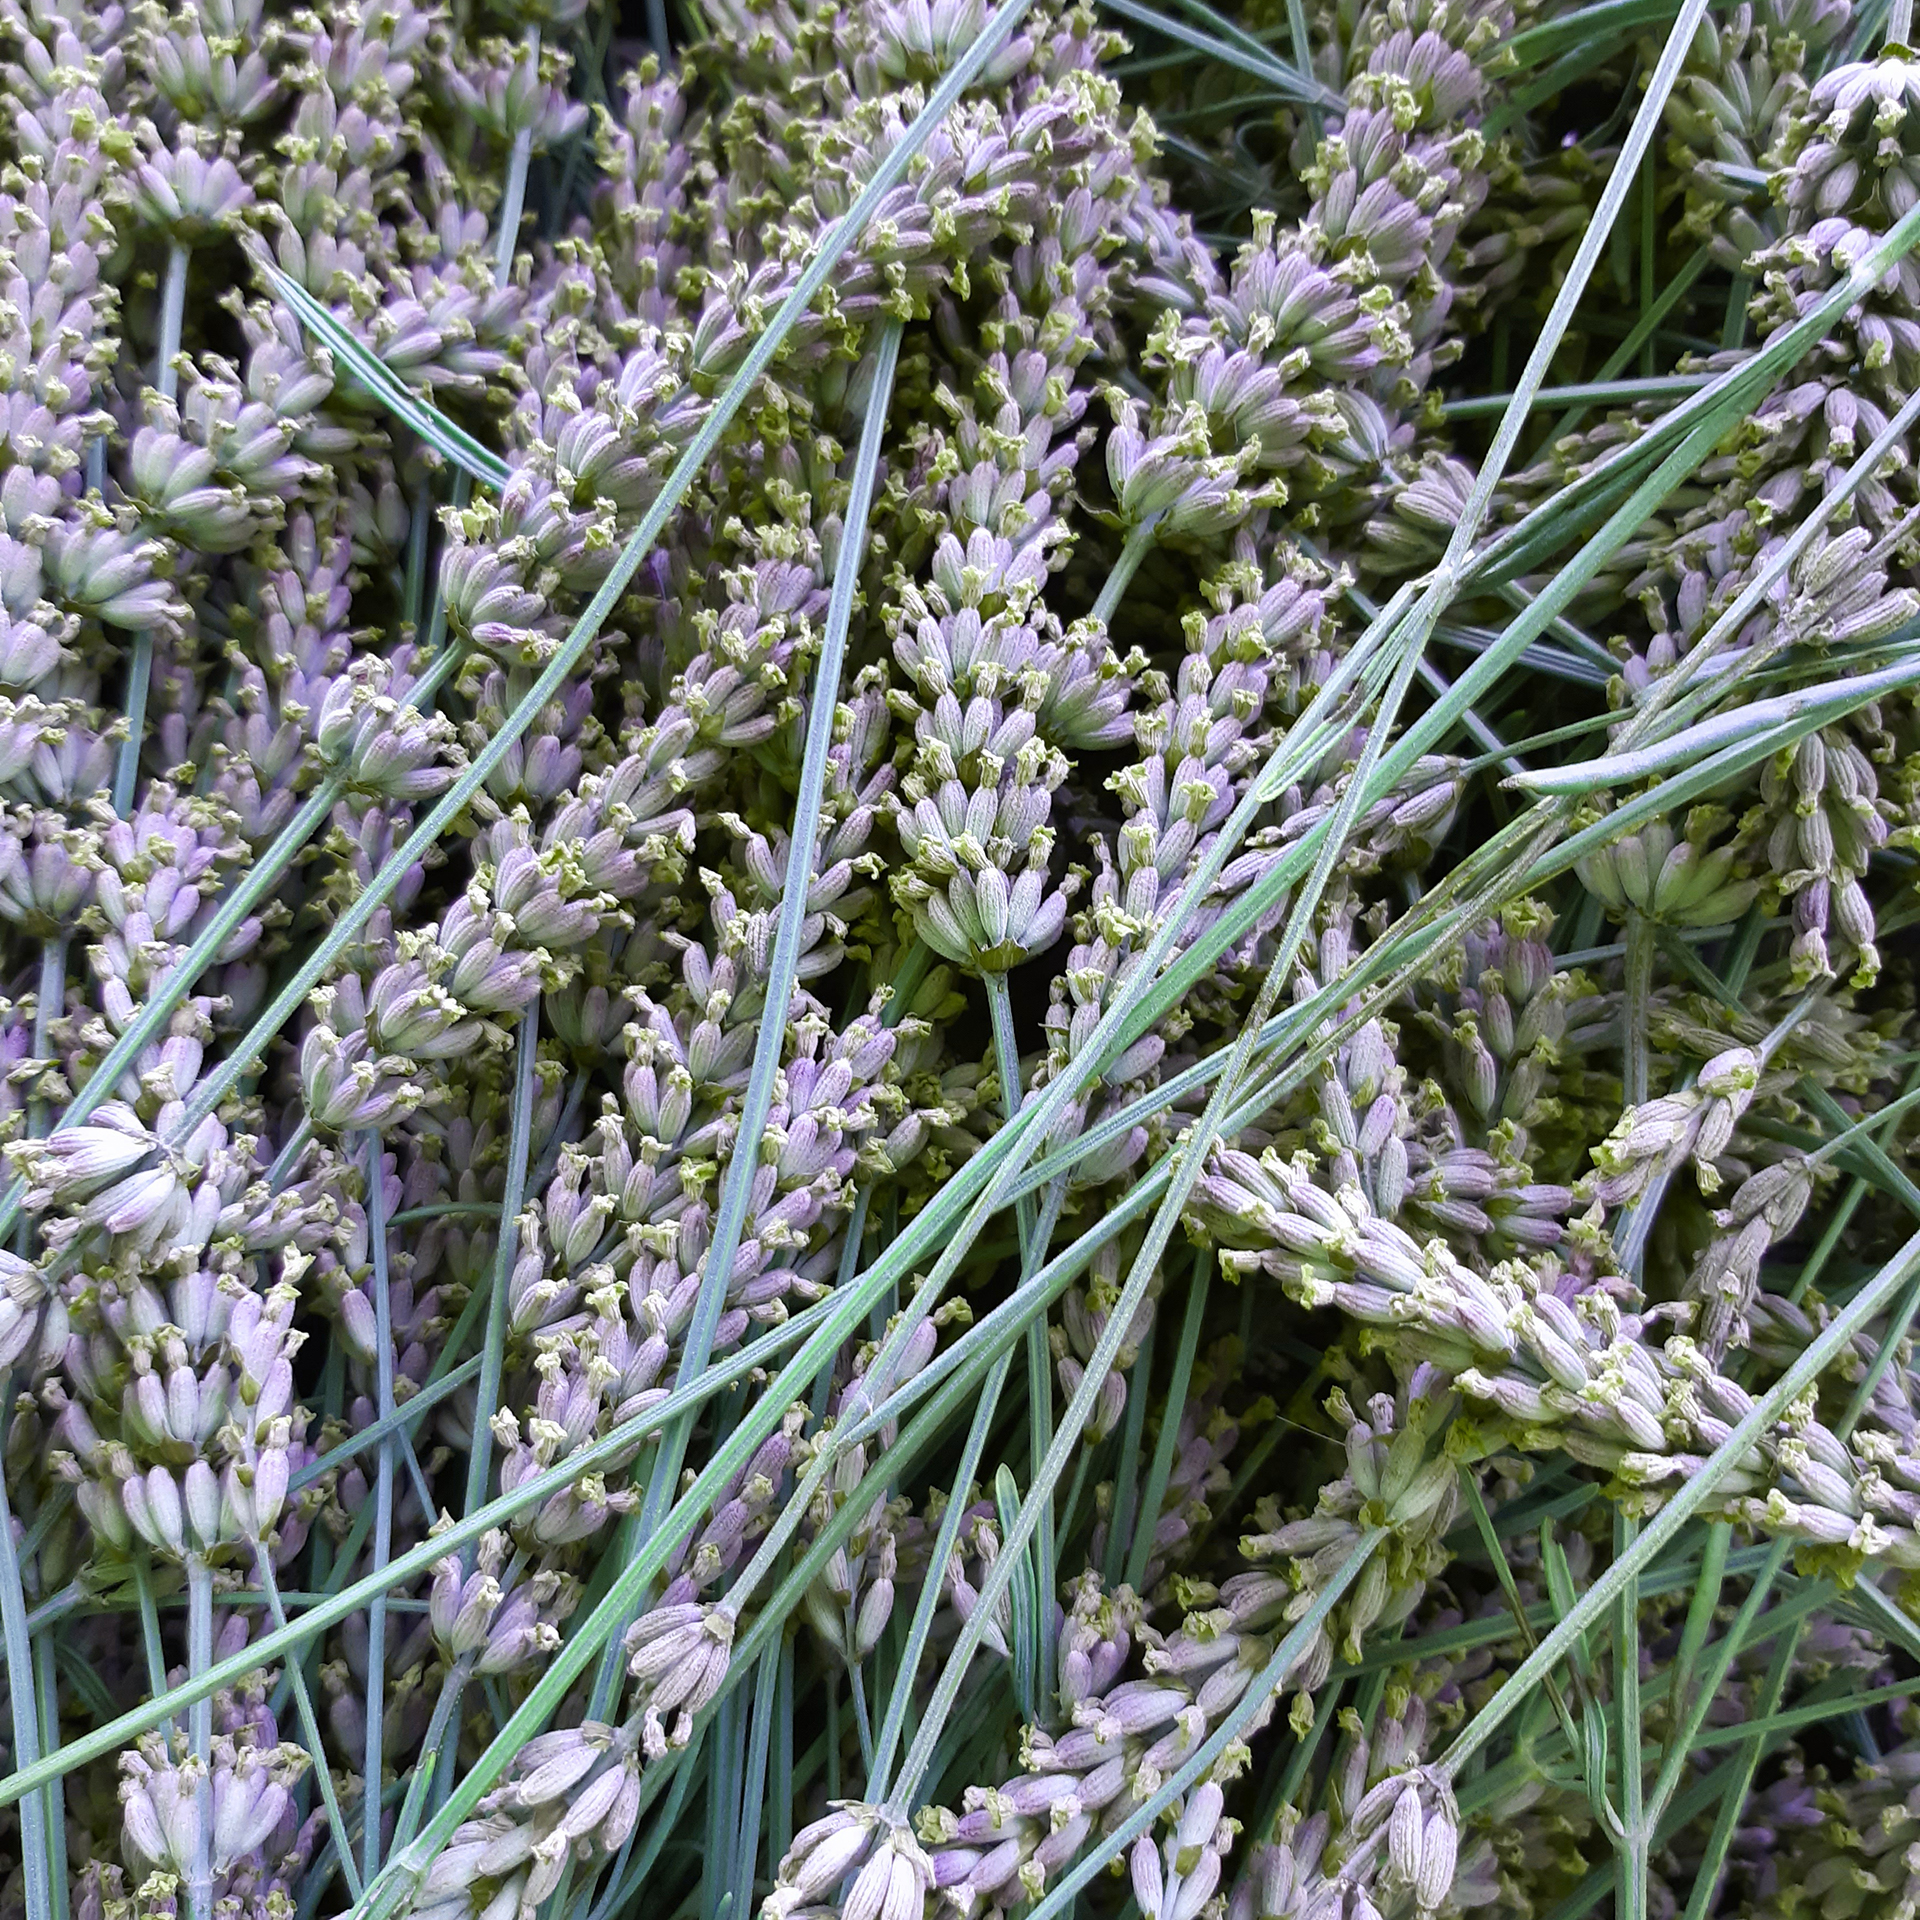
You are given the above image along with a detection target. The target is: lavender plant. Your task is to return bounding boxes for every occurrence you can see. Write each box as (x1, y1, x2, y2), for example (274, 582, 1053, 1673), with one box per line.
(6, 4, 1920, 1920)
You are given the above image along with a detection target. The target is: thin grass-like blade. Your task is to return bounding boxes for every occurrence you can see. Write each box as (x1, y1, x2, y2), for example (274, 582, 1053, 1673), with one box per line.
(264, 267, 513, 491)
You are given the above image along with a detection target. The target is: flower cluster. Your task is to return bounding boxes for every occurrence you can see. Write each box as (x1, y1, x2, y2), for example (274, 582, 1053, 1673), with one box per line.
(5, 5, 1920, 1920)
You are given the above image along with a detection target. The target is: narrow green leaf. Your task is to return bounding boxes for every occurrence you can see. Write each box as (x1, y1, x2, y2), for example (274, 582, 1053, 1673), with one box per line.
(263, 266, 514, 492)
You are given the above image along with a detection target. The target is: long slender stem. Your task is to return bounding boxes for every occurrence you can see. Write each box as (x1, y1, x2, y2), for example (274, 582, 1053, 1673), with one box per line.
(1122, 1249, 1209, 1595)
(1092, 516, 1160, 626)
(27, 935, 66, 1144)
(131, 1550, 175, 1738)
(1656, 1518, 1729, 1785)
(154, 241, 189, 403)
(33, 1633, 65, 1920)
(1647, 1540, 1788, 1820)
(1622, 911, 1653, 1112)
(983, 970, 1053, 1705)
(494, 42, 538, 285)
(186, 1556, 215, 1920)
(0, 1391, 52, 1920)
(255, 1548, 366, 1900)
(594, 315, 905, 1712)
(729, 1646, 780, 1920)
(462, 1006, 540, 1525)
(389, 1651, 472, 1857)
(868, 1348, 1014, 1799)
(1461, 1473, 1582, 1750)
(1679, 1617, 1804, 1920)
(984, 974, 1038, 1260)
(362, 1134, 398, 1883)
(111, 630, 154, 820)
(1614, 1512, 1645, 1920)
(1103, 1312, 1157, 1589)
(19, 934, 67, 1256)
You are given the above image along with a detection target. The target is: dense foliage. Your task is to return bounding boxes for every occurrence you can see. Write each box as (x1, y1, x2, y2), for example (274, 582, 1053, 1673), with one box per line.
(4, 0, 1920, 1918)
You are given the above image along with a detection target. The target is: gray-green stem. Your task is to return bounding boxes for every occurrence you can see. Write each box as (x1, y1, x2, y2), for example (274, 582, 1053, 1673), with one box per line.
(1614, 1512, 1645, 1920)
(1091, 515, 1159, 627)
(983, 970, 1054, 1700)
(111, 630, 154, 820)
(1622, 911, 1653, 1112)
(867, 1348, 1013, 1800)
(462, 1005, 541, 1527)
(186, 1556, 215, 1920)
(1123, 1249, 1210, 1595)
(0, 1380, 52, 1920)
(254, 1546, 366, 1899)
(494, 39, 538, 285)
(32, 1633, 65, 1920)
(362, 1133, 399, 1882)
(155, 241, 189, 404)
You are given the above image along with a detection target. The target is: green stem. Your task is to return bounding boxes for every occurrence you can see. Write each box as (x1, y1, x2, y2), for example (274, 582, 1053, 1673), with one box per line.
(1098, 518, 1152, 622)
(595, 315, 905, 1713)
(1655, 1518, 1730, 1788)
(1614, 1513, 1645, 1920)
(20, 934, 68, 1254)
(255, 1547, 366, 1899)
(1461, 1472, 1582, 1753)
(771, 1635, 793, 1870)
(1091, 515, 1160, 627)
(494, 38, 539, 285)
(186, 1556, 215, 1920)
(33, 1633, 65, 1920)
(1103, 1312, 1157, 1589)
(289, 1357, 478, 1497)
(154, 240, 189, 403)
(0, 1389, 52, 1920)
(1622, 911, 1653, 1112)
(1284, 0, 1321, 137)
(1122, 1248, 1209, 1595)
(867, 1350, 1013, 1800)
(388, 1651, 471, 1858)
(984, 973, 1038, 1260)
(1680, 1616, 1804, 1920)
(362, 1134, 398, 1883)
(1018, 1533, 1387, 1920)
(111, 631, 154, 819)
(131, 1549, 175, 1738)
(729, 1646, 781, 1920)
(27, 936, 66, 1139)
(983, 970, 1053, 1706)
(463, 1006, 540, 1525)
